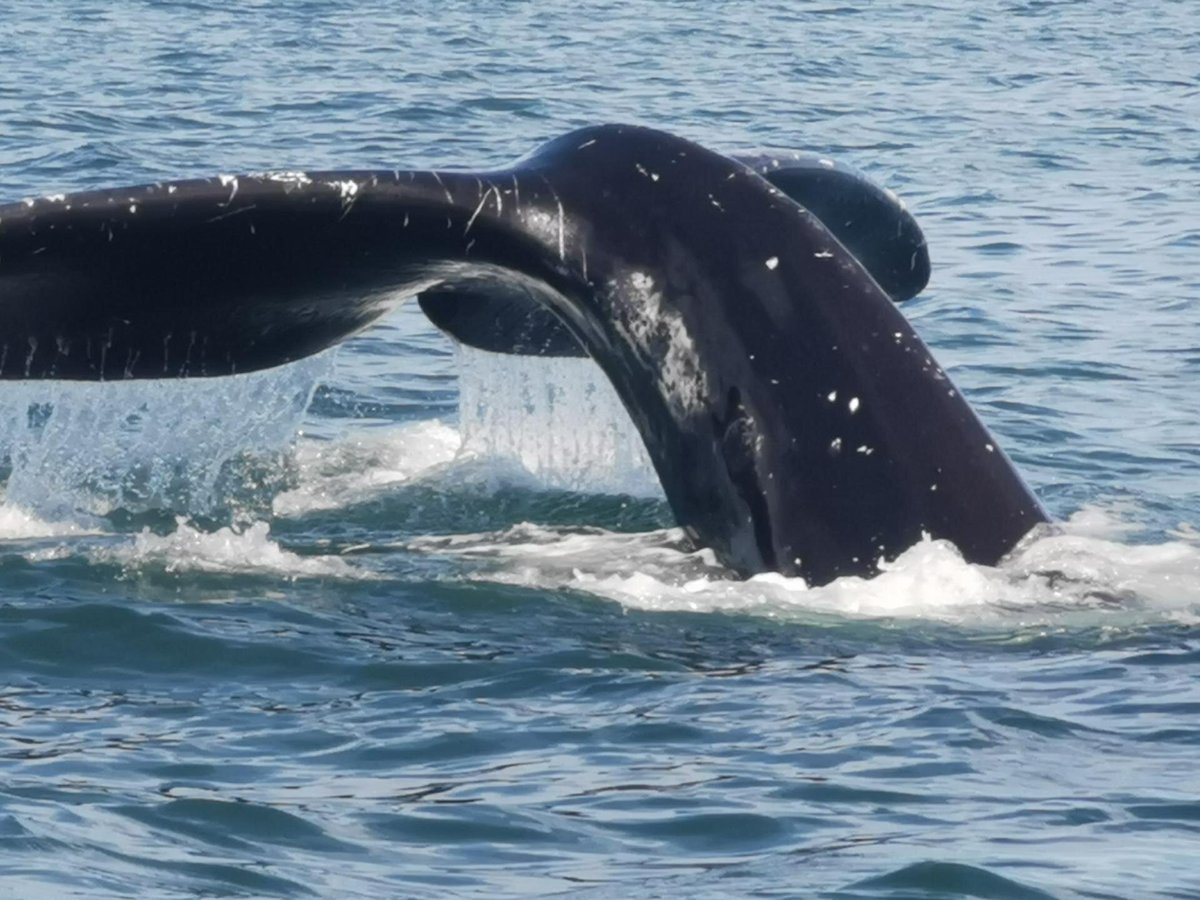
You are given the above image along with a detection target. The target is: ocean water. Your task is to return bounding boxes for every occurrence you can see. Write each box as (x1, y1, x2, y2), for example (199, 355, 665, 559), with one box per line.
(1, 2, 1198, 898)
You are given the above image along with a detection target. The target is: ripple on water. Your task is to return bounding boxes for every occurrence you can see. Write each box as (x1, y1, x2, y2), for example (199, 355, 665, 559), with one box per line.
(845, 861, 1060, 900)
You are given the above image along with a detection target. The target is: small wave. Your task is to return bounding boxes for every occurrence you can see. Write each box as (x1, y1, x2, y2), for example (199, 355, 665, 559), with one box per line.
(849, 860, 1058, 900)
(91, 519, 359, 580)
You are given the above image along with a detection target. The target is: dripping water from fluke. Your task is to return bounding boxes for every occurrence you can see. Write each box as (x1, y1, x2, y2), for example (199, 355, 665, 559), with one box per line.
(455, 343, 662, 497)
(0, 353, 334, 529)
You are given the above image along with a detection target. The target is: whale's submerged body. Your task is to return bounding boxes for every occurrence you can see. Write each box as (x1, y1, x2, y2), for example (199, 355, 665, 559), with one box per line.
(0, 124, 1046, 584)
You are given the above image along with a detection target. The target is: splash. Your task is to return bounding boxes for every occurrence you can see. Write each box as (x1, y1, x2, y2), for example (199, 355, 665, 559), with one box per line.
(455, 344, 661, 497)
(0, 503, 101, 540)
(0, 354, 332, 522)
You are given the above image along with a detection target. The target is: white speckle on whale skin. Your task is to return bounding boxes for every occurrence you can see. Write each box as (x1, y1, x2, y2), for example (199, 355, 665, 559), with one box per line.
(258, 171, 313, 187)
(827, 390, 838, 402)
(552, 191, 565, 259)
(578, 138, 597, 149)
(829, 437, 843, 455)
(217, 174, 239, 202)
(813, 249, 834, 259)
(129, 204, 137, 214)
(819, 158, 835, 168)
(848, 397, 860, 413)
(856, 445, 874, 455)
(765, 256, 779, 270)
(985, 443, 995, 452)
(327, 180, 359, 202)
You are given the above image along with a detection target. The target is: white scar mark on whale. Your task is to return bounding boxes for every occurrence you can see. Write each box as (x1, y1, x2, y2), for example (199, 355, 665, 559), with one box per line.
(430, 171, 455, 205)
(465, 184, 501, 235)
(536, 176, 566, 262)
(609, 271, 708, 417)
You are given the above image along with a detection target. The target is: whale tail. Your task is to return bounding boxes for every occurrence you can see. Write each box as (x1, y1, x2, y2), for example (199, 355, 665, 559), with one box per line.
(0, 124, 1044, 583)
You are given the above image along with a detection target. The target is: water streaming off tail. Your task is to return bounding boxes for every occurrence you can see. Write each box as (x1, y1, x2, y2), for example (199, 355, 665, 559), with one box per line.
(455, 343, 662, 497)
(0, 354, 333, 523)
(0, 325, 664, 533)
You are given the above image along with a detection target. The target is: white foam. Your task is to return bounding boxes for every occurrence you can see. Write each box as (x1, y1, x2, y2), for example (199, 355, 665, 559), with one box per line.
(0, 503, 101, 540)
(92, 518, 359, 580)
(1004, 511, 1200, 613)
(408, 522, 723, 583)
(404, 507, 1200, 626)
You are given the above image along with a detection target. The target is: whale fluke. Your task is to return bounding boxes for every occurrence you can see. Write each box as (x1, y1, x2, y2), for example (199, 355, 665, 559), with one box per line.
(0, 124, 1046, 584)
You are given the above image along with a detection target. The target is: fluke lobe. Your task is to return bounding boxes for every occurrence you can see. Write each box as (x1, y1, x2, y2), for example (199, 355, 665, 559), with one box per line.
(0, 124, 1047, 584)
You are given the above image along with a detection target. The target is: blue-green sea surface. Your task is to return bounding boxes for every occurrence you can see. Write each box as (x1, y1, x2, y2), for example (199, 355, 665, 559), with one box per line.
(1, 2, 1198, 898)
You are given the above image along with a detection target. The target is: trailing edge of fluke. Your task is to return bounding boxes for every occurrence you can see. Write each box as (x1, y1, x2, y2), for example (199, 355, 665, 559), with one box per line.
(0, 124, 1046, 584)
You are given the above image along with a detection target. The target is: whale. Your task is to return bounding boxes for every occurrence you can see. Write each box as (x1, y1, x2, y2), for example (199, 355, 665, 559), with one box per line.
(0, 124, 1047, 585)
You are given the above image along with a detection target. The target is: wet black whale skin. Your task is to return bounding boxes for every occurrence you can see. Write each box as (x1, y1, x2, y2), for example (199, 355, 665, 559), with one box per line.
(0, 124, 1045, 584)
